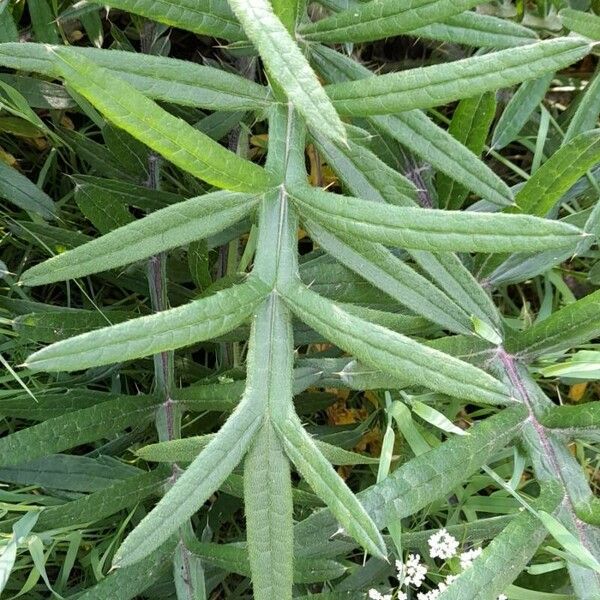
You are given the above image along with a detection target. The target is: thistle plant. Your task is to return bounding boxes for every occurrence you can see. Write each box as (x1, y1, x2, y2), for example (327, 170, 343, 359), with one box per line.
(1, 0, 600, 599)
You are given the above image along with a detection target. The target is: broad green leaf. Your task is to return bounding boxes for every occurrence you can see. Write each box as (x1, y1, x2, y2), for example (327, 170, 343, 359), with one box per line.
(300, 0, 487, 42)
(21, 190, 261, 286)
(0, 42, 271, 110)
(227, 0, 346, 143)
(0, 160, 56, 219)
(50, 47, 273, 192)
(309, 44, 514, 207)
(28, 0, 59, 43)
(186, 540, 346, 583)
(24, 277, 270, 371)
(275, 412, 387, 560)
(282, 282, 511, 405)
(75, 178, 134, 234)
(290, 184, 585, 253)
(0, 1, 17, 43)
(0, 396, 157, 467)
(0, 74, 74, 109)
(506, 289, 600, 358)
(438, 92, 497, 210)
(437, 485, 562, 599)
(0, 468, 169, 534)
(327, 38, 590, 116)
(294, 406, 528, 558)
(102, 0, 244, 40)
(112, 380, 264, 568)
(560, 8, 600, 40)
(304, 218, 473, 335)
(412, 12, 538, 48)
(514, 130, 600, 216)
(492, 74, 554, 150)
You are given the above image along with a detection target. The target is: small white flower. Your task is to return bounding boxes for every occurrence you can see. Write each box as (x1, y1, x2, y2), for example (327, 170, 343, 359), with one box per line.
(428, 528, 460, 560)
(397, 592, 408, 600)
(459, 547, 483, 570)
(445, 574, 459, 586)
(497, 595, 508, 600)
(417, 590, 440, 600)
(367, 589, 391, 600)
(403, 553, 428, 588)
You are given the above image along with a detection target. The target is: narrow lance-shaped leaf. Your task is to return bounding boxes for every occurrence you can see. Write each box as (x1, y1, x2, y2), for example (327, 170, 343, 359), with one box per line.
(513, 129, 600, 216)
(564, 67, 600, 143)
(227, 0, 346, 143)
(506, 288, 600, 359)
(282, 281, 511, 405)
(293, 406, 528, 558)
(491, 74, 554, 150)
(309, 44, 515, 207)
(0, 43, 272, 111)
(560, 8, 600, 40)
(299, 0, 489, 43)
(290, 184, 585, 254)
(21, 190, 261, 286)
(112, 353, 266, 568)
(101, 0, 245, 40)
(243, 294, 295, 600)
(275, 411, 387, 560)
(304, 218, 474, 335)
(327, 37, 591, 117)
(24, 277, 271, 372)
(50, 47, 273, 192)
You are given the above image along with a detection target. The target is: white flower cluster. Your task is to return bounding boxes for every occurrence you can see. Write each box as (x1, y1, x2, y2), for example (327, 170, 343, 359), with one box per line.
(366, 528, 509, 600)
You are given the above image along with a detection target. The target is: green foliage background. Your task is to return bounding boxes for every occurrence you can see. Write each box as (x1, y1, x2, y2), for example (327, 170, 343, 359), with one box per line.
(1, 0, 600, 598)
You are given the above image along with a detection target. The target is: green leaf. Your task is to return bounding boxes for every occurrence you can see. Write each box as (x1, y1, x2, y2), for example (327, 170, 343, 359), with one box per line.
(294, 406, 527, 558)
(540, 402, 600, 441)
(0, 512, 39, 595)
(24, 277, 270, 371)
(304, 218, 474, 334)
(300, 0, 488, 42)
(21, 190, 261, 286)
(50, 46, 273, 192)
(112, 380, 264, 568)
(560, 8, 600, 40)
(0, 396, 157, 467)
(28, 0, 59, 44)
(564, 67, 600, 143)
(0, 74, 74, 109)
(438, 92, 497, 210)
(244, 424, 293, 600)
(309, 45, 514, 207)
(437, 485, 562, 599)
(186, 540, 346, 583)
(506, 289, 600, 358)
(4, 468, 169, 533)
(412, 12, 538, 49)
(0, 160, 56, 219)
(0, 42, 271, 110)
(514, 130, 600, 216)
(492, 74, 554, 151)
(290, 184, 585, 253)
(327, 38, 590, 117)
(275, 412, 387, 560)
(227, 0, 346, 143)
(102, 0, 245, 40)
(282, 282, 511, 405)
